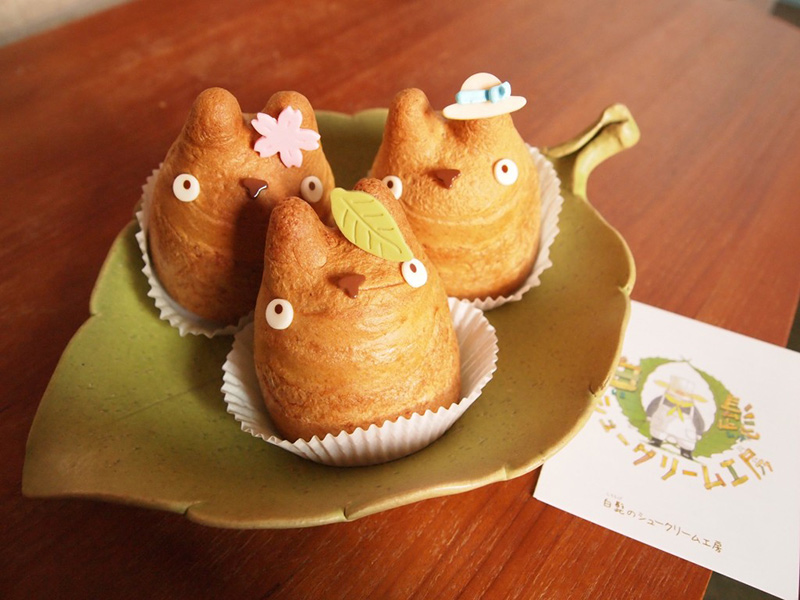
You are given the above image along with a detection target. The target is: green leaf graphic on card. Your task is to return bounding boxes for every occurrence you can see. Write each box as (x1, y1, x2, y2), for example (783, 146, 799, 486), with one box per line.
(330, 188, 413, 262)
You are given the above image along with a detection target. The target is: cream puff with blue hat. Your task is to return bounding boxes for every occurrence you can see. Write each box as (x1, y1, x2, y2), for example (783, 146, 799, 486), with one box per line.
(370, 73, 542, 302)
(443, 72, 527, 120)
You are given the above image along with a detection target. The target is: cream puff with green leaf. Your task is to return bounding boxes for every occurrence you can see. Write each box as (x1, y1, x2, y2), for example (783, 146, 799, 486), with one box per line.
(148, 87, 335, 325)
(253, 178, 461, 442)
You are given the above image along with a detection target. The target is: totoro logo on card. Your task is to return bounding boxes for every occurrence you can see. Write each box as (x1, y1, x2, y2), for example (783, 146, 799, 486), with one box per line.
(597, 357, 770, 491)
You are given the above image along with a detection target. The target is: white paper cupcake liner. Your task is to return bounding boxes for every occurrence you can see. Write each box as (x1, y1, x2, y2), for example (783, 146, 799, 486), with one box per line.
(134, 167, 251, 337)
(221, 298, 498, 467)
(467, 146, 563, 311)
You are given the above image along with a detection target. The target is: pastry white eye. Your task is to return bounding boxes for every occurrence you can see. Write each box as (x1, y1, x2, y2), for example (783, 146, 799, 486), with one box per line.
(265, 298, 294, 330)
(401, 258, 427, 288)
(300, 175, 324, 203)
(172, 174, 200, 202)
(493, 159, 518, 186)
(381, 175, 403, 199)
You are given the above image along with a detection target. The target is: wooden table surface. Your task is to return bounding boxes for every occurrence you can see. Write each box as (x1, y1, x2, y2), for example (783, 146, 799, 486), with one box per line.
(2, 0, 799, 598)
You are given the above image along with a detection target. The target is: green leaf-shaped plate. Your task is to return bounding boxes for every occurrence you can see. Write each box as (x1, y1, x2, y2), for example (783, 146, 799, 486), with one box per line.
(23, 106, 638, 528)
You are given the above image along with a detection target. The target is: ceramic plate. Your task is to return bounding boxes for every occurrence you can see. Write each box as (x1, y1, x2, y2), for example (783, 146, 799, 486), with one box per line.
(23, 107, 637, 528)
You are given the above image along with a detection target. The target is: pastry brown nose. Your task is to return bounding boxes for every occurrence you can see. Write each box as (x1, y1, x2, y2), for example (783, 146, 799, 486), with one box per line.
(242, 177, 268, 198)
(430, 168, 461, 189)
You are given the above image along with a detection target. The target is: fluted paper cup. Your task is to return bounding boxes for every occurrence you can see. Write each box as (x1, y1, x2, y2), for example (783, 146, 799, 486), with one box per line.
(221, 298, 498, 467)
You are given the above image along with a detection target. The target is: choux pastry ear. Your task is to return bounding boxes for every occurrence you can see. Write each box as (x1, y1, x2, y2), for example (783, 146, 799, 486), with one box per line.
(265, 197, 329, 274)
(260, 90, 322, 134)
(382, 88, 446, 157)
(183, 87, 246, 147)
(351, 177, 418, 243)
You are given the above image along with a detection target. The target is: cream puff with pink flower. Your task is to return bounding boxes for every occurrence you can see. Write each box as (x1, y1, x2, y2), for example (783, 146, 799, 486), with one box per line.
(145, 87, 335, 327)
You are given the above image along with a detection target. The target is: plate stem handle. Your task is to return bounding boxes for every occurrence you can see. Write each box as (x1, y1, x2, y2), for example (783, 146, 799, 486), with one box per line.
(544, 104, 640, 198)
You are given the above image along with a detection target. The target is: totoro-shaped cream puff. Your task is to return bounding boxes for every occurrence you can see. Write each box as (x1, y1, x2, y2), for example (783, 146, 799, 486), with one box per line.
(253, 178, 461, 442)
(370, 76, 540, 300)
(148, 87, 335, 325)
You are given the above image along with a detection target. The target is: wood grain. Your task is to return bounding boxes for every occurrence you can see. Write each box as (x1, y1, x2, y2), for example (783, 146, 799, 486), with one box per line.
(2, 0, 799, 598)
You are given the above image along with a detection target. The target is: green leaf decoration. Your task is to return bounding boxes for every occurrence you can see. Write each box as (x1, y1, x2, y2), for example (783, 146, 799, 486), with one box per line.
(330, 188, 413, 262)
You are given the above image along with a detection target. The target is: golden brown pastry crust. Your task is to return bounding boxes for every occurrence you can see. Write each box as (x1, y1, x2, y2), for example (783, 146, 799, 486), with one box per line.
(253, 178, 461, 441)
(148, 87, 335, 324)
(370, 88, 541, 300)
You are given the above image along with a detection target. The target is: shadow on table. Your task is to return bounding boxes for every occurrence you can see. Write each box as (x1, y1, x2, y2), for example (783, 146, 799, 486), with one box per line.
(773, 0, 800, 26)
(704, 573, 781, 600)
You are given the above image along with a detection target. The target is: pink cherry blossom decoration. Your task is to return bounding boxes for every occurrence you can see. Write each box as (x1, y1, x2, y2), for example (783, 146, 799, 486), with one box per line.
(251, 106, 320, 168)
